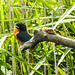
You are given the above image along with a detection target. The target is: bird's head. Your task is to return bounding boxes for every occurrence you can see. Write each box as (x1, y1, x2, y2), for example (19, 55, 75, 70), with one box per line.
(15, 22, 27, 31)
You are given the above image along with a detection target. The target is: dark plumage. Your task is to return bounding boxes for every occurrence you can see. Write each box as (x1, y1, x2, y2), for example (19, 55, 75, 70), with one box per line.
(14, 22, 32, 45)
(16, 31, 32, 42)
(15, 22, 27, 31)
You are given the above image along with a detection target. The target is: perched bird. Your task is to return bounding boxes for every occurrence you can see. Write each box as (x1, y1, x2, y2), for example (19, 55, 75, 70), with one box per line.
(14, 22, 32, 45)
(14, 22, 55, 47)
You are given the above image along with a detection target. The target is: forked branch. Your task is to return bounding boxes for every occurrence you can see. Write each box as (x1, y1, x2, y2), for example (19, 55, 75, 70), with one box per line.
(20, 28, 75, 50)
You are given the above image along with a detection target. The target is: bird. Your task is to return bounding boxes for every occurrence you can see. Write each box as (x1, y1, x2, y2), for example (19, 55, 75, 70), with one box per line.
(14, 22, 32, 45)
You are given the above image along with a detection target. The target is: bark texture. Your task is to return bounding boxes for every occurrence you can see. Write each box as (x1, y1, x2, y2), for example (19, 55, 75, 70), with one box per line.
(20, 28, 75, 51)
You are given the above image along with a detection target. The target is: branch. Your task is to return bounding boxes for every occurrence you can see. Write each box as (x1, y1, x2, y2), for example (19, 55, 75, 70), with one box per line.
(20, 28, 75, 51)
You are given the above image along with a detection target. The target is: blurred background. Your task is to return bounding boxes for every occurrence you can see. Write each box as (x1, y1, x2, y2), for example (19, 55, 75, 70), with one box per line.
(0, 0, 75, 75)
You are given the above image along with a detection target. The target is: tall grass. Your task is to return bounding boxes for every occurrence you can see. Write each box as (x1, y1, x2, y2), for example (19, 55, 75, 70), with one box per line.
(0, 0, 75, 75)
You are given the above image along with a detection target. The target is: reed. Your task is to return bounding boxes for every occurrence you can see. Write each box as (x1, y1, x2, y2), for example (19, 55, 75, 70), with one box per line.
(0, 0, 75, 75)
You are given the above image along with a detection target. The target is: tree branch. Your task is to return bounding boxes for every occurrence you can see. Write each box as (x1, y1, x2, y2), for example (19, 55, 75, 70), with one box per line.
(20, 28, 75, 51)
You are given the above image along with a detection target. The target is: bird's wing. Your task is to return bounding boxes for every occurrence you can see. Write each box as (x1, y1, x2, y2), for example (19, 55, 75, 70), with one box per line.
(16, 31, 32, 42)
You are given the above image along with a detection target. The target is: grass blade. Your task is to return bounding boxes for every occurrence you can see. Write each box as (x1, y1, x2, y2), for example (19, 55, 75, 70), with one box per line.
(57, 48, 71, 66)
(41, 0, 58, 15)
(0, 36, 7, 48)
(1, 48, 44, 75)
(53, 4, 75, 29)
(0, 0, 5, 33)
(29, 50, 53, 75)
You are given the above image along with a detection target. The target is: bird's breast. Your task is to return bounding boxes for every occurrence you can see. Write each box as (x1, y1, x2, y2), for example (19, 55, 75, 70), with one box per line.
(14, 28, 20, 39)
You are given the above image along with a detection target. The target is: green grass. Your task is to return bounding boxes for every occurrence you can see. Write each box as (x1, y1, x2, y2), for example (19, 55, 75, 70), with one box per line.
(0, 0, 75, 75)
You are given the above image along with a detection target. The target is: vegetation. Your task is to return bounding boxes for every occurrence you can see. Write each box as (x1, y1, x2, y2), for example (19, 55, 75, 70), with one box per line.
(0, 0, 75, 75)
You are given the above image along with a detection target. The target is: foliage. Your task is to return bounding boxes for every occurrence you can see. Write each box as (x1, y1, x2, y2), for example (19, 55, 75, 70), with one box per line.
(0, 0, 75, 75)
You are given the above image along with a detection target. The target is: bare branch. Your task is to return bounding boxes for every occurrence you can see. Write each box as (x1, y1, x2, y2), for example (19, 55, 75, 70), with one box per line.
(20, 28, 75, 51)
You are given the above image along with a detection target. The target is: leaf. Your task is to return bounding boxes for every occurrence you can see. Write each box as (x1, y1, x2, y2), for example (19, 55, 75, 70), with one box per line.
(65, 23, 75, 33)
(57, 67, 67, 75)
(0, 36, 7, 48)
(29, 50, 53, 75)
(57, 48, 71, 66)
(0, 59, 12, 70)
(0, 48, 24, 62)
(41, 0, 58, 15)
(53, 4, 75, 29)
(28, 19, 75, 30)
(0, 0, 5, 33)
(1, 66, 12, 75)
(1, 48, 43, 75)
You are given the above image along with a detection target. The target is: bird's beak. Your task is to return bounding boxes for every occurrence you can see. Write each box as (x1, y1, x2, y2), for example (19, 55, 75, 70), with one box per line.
(15, 24, 19, 29)
(15, 25, 19, 29)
